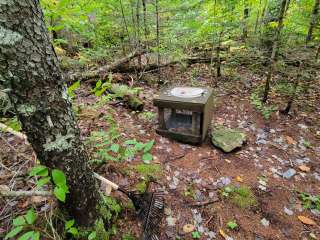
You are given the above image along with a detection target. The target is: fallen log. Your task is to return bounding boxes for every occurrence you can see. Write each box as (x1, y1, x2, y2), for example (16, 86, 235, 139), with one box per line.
(70, 56, 224, 82)
(68, 49, 147, 82)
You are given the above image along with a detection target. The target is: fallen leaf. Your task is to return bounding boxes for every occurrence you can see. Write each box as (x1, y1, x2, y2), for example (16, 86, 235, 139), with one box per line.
(298, 165, 310, 173)
(219, 229, 233, 240)
(183, 224, 195, 233)
(219, 229, 227, 238)
(286, 136, 296, 145)
(236, 176, 243, 183)
(298, 216, 316, 225)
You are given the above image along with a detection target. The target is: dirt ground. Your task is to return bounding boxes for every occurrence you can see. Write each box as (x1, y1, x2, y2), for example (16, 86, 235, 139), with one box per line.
(0, 64, 319, 240)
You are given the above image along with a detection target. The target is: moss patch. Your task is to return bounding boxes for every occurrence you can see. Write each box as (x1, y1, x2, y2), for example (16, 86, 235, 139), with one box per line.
(221, 185, 257, 209)
(230, 186, 257, 209)
(132, 164, 162, 179)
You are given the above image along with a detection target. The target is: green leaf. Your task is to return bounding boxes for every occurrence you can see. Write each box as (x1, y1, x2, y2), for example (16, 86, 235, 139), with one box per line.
(227, 220, 238, 229)
(13, 216, 26, 226)
(192, 231, 201, 239)
(29, 166, 48, 177)
(88, 231, 96, 240)
(110, 144, 120, 153)
(17, 231, 34, 240)
(134, 142, 145, 151)
(25, 208, 37, 225)
(36, 177, 50, 188)
(143, 140, 155, 153)
(67, 227, 78, 236)
(54, 186, 66, 202)
(67, 81, 80, 98)
(52, 169, 66, 187)
(124, 139, 137, 145)
(65, 219, 75, 230)
(32, 232, 40, 240)
(142, 153, 153, 163)
(5, 226, 24, 239)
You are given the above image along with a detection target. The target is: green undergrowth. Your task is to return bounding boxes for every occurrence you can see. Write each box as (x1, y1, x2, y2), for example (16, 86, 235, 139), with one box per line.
(250, 90, 277, 120)
(127, 164, 163, 193)
(221, 185, 257, 209)
(0, 117, 21, 131)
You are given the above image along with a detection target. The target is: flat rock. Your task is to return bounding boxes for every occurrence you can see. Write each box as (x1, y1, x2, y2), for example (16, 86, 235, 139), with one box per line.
(282, 168, 296, 179)
(211, 126, 247, 152)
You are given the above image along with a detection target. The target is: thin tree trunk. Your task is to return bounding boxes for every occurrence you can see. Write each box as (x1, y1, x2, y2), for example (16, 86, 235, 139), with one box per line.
(242, 1, 249, 41)
(262, 0, 289, 103)
(120, 0, 131, 48)
(258, 0, 268, 36)
(155, 0, 161, 83)
(282, 77, 299, 115)
(142, 0, 149, 64)
(136, 0, 142, 69)
(254, 0, 262, 34)
(216, 31, 222, 77)
(282, 62, 301, 115)
(306, 0, 320, 44)
(316, 44, 320, 60)
(129, 0, 137, 48)
(0, 0, 100, 226)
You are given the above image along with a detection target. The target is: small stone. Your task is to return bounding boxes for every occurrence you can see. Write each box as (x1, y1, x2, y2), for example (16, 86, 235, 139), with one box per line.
(284, 207, 294, 216)
(261, 218, 270, 227)
(282, 168, 296, 179)
(166, 216, 177, 226)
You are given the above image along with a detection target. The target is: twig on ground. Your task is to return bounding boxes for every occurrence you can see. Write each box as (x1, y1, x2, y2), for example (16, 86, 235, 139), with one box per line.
(0, 190, 53, 197)
(187, 198, 219, 207)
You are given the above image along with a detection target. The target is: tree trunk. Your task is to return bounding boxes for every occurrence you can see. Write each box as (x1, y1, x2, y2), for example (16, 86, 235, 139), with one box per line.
(254, 0, 262, 34)
(142, 0, 149, 64)
(136, 0, 142, 69)
(262, 0, 288, 103)
(306, 0, 320, 44)
(216, 32, 222, 77)
(316, 44, 320, 60)
(120, 0, 131, 48)
(155, 0, 161, 83)
(0, 0, 100, 226)
(242, 2, 249, 41)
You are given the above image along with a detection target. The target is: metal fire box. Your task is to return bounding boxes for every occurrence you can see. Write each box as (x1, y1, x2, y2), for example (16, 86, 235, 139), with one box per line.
(153, 86, 213, 144)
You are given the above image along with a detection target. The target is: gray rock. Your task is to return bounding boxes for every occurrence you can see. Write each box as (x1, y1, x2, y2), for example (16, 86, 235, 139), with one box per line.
(284, 207, 294, 216)
(261, 218, 270, 227)
(282, 168, 296, 179)
(211, 126, 247, 152)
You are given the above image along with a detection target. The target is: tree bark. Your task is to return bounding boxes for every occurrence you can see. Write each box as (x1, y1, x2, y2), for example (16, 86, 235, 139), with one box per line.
(142, 0, 149, 64)
(306, 0, 320, 44)
(155, 0, 161, 83)
(242, 2, 249, 41)
(316, 44, 320, 60)
(262, 0, 288, 103)
(0, 0, 100, 226)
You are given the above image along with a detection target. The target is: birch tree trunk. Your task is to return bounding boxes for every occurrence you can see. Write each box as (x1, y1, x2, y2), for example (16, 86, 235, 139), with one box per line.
(0, 0, 100, 226)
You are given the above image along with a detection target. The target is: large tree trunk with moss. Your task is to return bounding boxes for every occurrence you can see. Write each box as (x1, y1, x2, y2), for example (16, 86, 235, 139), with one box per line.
(0, 0, 100, 226)
(306, 0, 320, 44)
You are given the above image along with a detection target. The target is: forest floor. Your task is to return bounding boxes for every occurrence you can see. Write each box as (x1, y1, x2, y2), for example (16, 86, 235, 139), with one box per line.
(0, 62, 320, 240)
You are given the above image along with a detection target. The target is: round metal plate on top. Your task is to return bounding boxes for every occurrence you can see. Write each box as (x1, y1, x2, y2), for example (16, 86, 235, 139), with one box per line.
(170, 87, 204, 98)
